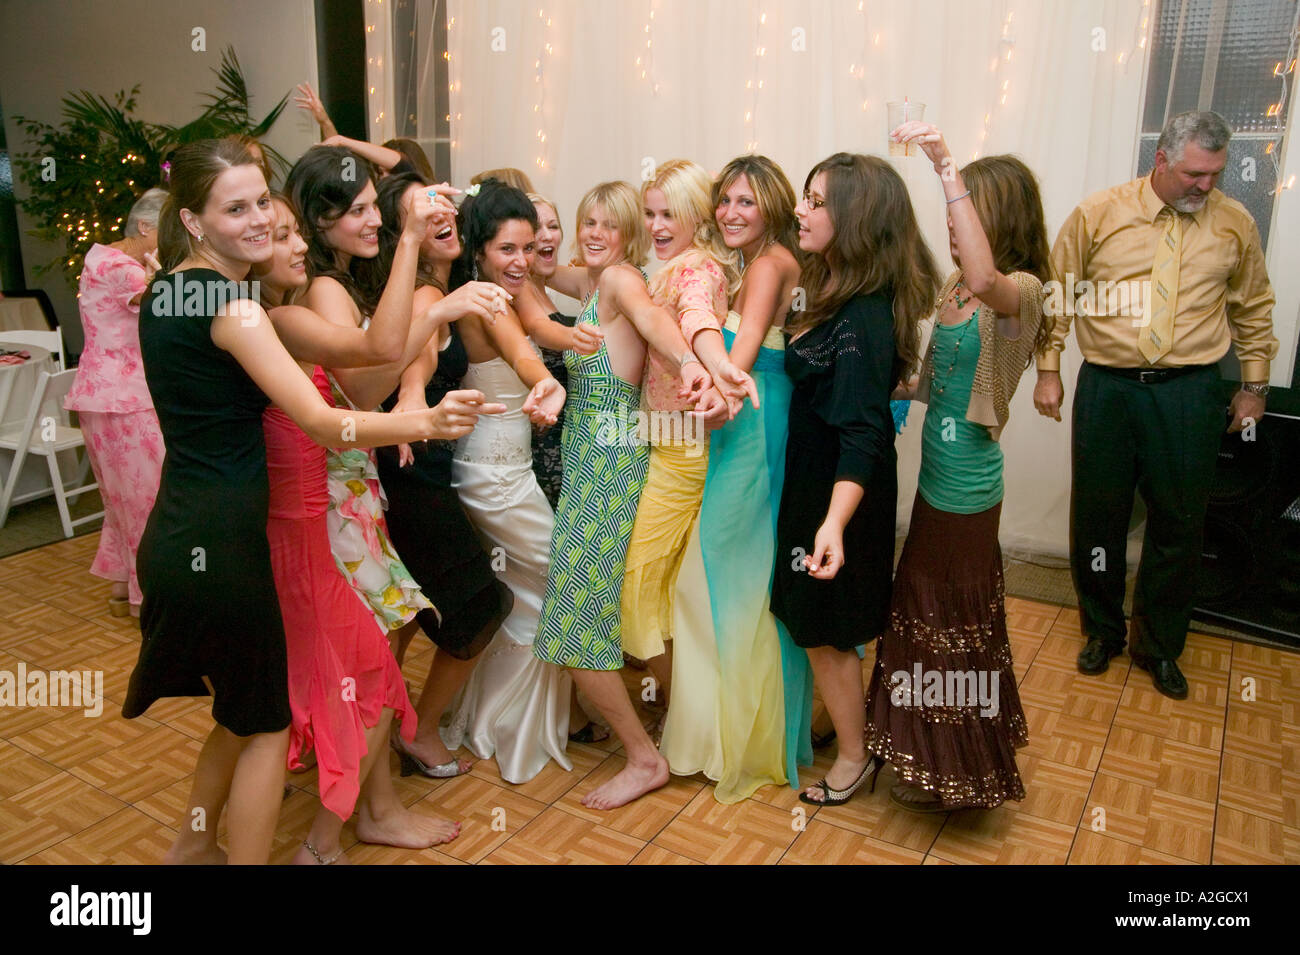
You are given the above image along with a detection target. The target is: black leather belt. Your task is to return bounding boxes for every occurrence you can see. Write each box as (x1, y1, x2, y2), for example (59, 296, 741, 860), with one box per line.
(1088, 362, 1216, 384)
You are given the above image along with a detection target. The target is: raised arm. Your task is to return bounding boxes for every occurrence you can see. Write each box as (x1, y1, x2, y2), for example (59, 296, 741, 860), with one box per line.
(894, 121, 1022, 324)
(320, 135, 403, 173)
(295, 82, 339, 140)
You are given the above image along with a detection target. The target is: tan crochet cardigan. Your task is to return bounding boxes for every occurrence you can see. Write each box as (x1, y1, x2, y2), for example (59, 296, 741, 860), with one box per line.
(914, 269, 1044, 442)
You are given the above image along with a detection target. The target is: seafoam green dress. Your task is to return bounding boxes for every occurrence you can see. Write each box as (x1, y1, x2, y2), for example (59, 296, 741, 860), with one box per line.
(534, 291, 650, 670)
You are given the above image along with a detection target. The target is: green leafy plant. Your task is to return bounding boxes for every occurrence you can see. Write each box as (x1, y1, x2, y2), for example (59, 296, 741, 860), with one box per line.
(14, 46, 289, 289)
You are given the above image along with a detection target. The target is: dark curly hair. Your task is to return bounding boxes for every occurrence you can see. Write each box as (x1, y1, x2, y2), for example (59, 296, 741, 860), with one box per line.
(449, 179, 539, 290)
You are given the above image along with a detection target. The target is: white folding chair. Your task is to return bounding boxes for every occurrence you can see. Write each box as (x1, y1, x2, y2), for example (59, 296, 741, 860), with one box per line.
(0, 329, 66, 371)
(0, 368, 103, 536)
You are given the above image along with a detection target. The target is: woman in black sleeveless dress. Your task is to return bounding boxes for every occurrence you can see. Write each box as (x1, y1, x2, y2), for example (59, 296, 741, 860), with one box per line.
(123, 140, 494, 863)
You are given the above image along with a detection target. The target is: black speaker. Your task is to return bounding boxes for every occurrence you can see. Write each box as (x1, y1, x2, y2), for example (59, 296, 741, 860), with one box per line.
(1193, 411, 1300, 645)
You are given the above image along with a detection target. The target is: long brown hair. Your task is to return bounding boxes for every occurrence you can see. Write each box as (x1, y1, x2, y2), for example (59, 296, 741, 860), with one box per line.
(383, 137, 436, 180)
(284, 145, 378, 312)
(157, 138, 264, 271)
(711, 154, 801, 261)
(961, 154, 1052, 362)
(787, 153, 939, 377)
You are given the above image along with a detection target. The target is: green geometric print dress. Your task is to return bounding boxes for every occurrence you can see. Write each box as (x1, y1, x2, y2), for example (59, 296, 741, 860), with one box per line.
(534, 291, 650, 670)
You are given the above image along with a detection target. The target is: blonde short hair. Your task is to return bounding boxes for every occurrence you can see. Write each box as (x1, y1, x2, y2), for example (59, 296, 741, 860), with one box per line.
(574, 181, 648, 268)
(471, 167, 535, 193)
(528, 193, 559, 223)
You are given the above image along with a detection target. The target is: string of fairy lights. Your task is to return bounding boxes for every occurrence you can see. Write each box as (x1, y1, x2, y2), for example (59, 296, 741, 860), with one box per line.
(850, 1, 869, 117)
(636, 1, 660, 96)
(365, 0, 388, 139)
(1267, 0, 1300, 193)
(428, 0, 1300, 200)
(533, 7, 553, 173)
(743, 11, 768, 153)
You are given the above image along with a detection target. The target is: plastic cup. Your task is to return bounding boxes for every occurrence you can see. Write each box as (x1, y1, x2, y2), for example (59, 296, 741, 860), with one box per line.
(887, 101, 926, 156)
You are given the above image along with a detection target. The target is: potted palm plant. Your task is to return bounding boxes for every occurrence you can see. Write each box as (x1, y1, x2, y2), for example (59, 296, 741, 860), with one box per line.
(14, 46, 289, 289)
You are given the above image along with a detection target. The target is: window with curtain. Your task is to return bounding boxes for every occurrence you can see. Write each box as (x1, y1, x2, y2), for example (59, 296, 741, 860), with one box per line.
(389, 0, 451, 181)
(1137, 0, 1300, 250)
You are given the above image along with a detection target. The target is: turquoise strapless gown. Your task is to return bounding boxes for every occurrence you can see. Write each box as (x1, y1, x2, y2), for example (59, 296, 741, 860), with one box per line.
(661, 318, 814, 797)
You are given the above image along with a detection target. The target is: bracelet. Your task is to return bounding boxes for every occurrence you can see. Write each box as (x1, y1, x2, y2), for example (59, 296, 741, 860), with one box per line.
(679, 356, 703, 372)
(946, 190, 972, 205)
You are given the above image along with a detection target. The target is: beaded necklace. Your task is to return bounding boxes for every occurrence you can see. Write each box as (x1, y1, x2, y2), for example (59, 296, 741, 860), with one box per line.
(930, 306, 979, 397)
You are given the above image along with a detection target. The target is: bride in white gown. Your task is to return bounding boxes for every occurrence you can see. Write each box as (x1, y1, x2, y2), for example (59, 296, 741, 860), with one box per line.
(439, 182, 579, 783)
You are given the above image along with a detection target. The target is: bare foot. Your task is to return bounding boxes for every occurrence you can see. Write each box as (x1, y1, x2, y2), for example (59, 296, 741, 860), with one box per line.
(163, 839, 227, 865)
(291, 841, 352, 865)
(582, 755, 669, 810)
(356, 802, 460, 848)
(399, 733, 472, 776)
(801, 754, 872, 804)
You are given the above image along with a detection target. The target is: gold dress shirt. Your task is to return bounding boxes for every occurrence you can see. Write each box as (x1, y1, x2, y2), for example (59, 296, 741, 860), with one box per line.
(1038, 176, 1277, 381)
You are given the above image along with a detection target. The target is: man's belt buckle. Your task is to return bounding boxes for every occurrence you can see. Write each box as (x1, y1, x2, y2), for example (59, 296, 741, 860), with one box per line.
(1138, 369, 1161, 384)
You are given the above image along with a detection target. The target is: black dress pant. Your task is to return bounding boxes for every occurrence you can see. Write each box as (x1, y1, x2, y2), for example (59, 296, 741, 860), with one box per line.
(1070, 362, 1226, 660)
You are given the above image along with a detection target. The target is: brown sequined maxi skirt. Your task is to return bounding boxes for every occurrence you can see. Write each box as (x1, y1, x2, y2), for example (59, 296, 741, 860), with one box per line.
(864, 493, 1027, 808)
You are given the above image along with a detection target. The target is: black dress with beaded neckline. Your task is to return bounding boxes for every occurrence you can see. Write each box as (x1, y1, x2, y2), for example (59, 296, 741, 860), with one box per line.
(771, 292, 900, 652)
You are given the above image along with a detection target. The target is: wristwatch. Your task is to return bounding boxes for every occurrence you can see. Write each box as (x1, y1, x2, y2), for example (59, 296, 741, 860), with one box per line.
(1241, 382, 1270, 397)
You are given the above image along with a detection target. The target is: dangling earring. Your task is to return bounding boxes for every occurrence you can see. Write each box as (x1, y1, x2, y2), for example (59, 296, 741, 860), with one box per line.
(471, 259, 478, 280)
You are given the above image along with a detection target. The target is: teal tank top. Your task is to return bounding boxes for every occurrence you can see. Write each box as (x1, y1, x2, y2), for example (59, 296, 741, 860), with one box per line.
(918, 310, 1004, 514)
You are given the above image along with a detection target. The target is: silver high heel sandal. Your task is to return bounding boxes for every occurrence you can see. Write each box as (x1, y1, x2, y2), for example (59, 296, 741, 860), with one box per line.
(390, 736, 471, 779)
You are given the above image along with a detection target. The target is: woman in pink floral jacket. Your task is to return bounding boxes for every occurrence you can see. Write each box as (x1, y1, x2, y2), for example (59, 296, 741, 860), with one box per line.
(66, 188, 168, 618)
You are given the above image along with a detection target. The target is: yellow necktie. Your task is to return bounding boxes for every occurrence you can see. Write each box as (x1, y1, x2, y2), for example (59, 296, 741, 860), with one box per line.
(1139, 209, 1182, 364)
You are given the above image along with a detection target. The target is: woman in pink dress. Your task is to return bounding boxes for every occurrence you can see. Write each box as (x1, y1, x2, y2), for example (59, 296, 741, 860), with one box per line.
(252, 193, 500, 861)
(66, 188, 169, 618)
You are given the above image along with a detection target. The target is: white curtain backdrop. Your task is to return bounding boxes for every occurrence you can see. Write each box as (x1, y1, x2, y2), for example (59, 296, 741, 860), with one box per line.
(437, 0, 1154, 560)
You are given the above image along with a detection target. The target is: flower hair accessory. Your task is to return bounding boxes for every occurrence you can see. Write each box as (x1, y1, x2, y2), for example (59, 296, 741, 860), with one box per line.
(160, 161, 172, 184)
(463, 182, 481, 198)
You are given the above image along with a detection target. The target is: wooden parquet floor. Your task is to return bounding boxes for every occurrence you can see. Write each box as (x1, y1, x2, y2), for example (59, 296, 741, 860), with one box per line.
(0, 532, 1296, 865)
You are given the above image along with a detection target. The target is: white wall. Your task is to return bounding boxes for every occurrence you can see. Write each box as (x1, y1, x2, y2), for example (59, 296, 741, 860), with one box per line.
(0, 0, 322, 352)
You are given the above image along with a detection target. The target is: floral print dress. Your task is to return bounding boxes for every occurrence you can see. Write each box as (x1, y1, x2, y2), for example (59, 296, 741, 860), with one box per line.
(321, 369, 434, 631)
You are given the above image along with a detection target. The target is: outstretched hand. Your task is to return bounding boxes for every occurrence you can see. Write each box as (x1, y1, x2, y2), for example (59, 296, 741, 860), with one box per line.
(425, 389, 506, 441)
(570, 322, 604, 356)
(522, 377, 566, 427)
(436, 281, 511, 326)
(713, 359, 760, 412)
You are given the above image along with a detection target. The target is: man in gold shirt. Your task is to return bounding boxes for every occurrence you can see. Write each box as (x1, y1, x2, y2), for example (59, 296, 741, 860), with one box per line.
(1034, 110, 1277, 700)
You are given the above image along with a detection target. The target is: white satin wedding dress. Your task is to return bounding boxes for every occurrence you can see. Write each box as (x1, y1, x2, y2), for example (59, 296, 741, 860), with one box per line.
(444, 355, 572, 783)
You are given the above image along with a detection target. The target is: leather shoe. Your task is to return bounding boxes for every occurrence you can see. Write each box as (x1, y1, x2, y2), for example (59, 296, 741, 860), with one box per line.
(1131, 653, 1189, 700)
(1077, 637, 1124, 675)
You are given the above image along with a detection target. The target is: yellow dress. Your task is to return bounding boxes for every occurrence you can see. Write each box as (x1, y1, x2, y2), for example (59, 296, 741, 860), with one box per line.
(619, 250, 726, 661)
